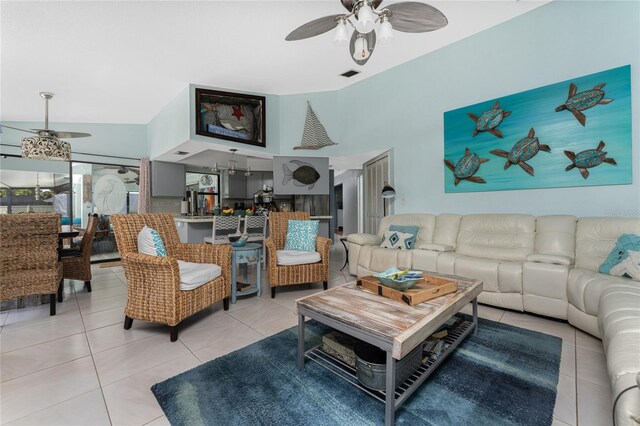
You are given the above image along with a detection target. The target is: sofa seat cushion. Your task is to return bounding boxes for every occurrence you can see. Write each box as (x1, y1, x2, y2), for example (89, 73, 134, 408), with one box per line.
(597, 283, 640, 422)
(276, 250, 321, 266)
(177, 260, 221, 291)
(568, 268, 633, 316)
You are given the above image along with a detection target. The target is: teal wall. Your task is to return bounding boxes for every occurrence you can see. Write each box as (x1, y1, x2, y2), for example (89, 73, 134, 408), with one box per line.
(147, 86, 191, 159)
(0, 122, 146, 166)
(278, 0, 639, 217)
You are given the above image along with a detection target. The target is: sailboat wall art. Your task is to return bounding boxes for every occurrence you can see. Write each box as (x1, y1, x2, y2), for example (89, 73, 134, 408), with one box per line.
(443, 65, 632, 193)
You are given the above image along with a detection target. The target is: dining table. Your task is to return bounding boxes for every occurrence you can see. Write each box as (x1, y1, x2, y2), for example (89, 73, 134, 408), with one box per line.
(58, 225, 80, 259)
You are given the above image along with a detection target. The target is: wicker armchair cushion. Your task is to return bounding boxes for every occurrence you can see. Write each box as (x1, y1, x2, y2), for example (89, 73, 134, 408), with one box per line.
(276, 250, 321, 266)
(138, 226, 167, 256)
(177, 260, 222, 291)
(284, 220, 319, 252)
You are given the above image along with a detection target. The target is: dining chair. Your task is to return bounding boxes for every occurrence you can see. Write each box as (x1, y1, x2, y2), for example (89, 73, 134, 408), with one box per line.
(0, 213, 63, 315)
(60, 213, 99, 301)
(244, 215, 268, 269)
(204, 216, 241, 244)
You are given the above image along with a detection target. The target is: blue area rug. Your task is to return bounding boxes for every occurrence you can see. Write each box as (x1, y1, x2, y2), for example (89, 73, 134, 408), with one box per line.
(152, 316, 561, 425)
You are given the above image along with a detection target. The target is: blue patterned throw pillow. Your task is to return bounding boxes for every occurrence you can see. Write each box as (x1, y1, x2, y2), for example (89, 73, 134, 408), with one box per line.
(138, 225, 167, 257)
(599, 234, 640, 281)
(380, 230, 415, 250)
(389, 225, 419, 250)
(284, 220, 319, 252)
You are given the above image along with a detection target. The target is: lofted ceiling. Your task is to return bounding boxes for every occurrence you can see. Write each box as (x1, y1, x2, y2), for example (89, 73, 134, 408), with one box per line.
(1, 1, 549, 125)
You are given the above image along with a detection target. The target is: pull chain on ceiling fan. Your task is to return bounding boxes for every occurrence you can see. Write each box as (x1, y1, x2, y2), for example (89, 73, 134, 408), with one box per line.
(285, 0, 448, 66)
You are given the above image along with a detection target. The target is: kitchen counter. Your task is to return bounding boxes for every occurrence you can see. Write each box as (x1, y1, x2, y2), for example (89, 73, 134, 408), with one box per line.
(174, 215, 333, 243)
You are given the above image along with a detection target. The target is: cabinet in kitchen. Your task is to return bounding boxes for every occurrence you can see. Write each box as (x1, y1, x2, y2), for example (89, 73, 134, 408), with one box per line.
(151, 161, 185, 197)
(224, 173, 247, 199)
(246, 172, 274, 197)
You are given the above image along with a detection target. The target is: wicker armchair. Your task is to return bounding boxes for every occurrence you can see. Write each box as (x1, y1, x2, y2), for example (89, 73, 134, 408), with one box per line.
(60, 213, 99, 300)
(265, 212, 330, 298)
(111, 213, 231, 341)
(0, 214, 63, 316)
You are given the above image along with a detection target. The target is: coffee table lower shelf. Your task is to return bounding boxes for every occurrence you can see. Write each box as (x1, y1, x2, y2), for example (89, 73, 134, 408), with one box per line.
(304, 319, 474, 409)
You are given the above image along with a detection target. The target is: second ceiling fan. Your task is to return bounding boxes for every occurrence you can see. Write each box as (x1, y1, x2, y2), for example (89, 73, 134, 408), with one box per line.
(286, 0, 448, 65)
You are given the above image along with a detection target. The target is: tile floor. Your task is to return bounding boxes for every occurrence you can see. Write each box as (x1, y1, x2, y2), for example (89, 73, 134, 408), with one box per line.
(0, 246, 613, 425)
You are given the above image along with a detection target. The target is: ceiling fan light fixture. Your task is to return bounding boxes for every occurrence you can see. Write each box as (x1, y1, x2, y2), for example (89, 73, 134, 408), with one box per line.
(355, 1, 375, 34)
(378, 15, 393, 44)
(333, 18, 349, 45)
(21, 136, 71, 161)
(353, 34, 370, 60)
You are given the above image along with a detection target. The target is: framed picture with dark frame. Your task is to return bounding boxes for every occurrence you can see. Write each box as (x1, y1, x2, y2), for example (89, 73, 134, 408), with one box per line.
(195, 88, 266, 148)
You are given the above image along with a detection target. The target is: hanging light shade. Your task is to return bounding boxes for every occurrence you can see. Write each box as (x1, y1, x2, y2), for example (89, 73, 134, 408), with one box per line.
(21, 136, 71, 161)
(227, 149, 238, 175)
(353, 34, 370, 60)
(211, 162, 220, 173)
(244, 166, 253, 177)
(381, 181, 396, 198)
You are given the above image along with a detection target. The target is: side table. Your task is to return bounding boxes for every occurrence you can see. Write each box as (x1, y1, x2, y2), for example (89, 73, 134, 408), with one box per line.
(231, 243, 262, 304)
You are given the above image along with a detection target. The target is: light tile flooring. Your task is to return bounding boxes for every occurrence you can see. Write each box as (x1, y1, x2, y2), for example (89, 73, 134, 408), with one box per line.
(0, 247, 613, 425)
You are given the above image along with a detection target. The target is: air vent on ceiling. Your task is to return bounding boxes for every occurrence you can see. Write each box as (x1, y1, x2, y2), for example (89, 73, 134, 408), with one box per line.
(173, 151, 189, 156)
(340, 70, 360, 78)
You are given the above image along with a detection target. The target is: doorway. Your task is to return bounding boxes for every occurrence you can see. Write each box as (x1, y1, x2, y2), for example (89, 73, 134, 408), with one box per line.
(363, 151, 392, 234)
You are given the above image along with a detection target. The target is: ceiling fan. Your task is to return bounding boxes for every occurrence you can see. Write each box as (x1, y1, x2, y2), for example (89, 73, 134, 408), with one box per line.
(2, 92, 91, 161)
(285, 0, 448, 65)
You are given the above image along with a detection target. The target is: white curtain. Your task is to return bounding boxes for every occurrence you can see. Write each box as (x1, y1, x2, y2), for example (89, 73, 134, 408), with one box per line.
(138, 158, 151, 214)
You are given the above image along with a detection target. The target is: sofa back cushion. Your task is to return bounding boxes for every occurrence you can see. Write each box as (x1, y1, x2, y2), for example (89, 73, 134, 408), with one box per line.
(456, 214, 536, 261)
(434, 214, 462, 248)
(378, 214, 436, 247)
(535, 215, 577, 259)
(576, 217, 640, 272)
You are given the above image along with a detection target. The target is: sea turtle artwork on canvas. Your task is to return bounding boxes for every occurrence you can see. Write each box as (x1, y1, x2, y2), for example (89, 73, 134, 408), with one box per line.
(467, 101, 511, 138)
(490, 128, 550, 176)
(555, 82, 613, 126)
(282, 160, 321, 190)
(444, 147, 490, 185)
(565, 141, 617, 179)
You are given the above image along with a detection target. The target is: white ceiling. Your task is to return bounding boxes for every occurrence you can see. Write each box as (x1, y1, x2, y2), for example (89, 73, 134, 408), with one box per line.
(1, 1, 549, 125)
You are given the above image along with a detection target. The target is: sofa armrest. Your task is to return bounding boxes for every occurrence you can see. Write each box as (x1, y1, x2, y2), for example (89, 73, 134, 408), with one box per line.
(417, 243, 455, 252)
(526, 254, 573, 266)
(347, 233, 381, 246)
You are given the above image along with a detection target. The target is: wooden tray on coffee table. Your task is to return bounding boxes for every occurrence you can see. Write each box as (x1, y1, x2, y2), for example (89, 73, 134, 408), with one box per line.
(357, 273, 458, 306)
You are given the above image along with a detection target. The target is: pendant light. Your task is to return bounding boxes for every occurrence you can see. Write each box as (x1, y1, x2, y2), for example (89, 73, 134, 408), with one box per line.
(211, 162, 220, 173)
(227, 149, 238, 176)
(244, 166, 253, 177)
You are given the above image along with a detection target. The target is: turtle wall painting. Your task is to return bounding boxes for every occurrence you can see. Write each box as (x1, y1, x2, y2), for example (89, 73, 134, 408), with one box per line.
(555, 82, 614, 126)
(467, 101, 511, 138)
(490, 128, 551, 176)
(443, 65, 631, 193)
(444, 148, 489, 185)
(565, 141, 617, 179)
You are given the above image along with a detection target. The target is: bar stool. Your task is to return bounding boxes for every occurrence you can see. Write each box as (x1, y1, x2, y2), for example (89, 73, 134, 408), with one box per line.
(204, 216, 241, 244)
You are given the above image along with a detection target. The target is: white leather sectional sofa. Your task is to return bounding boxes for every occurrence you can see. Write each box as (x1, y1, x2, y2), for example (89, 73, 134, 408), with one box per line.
(347, 213, 640, 425)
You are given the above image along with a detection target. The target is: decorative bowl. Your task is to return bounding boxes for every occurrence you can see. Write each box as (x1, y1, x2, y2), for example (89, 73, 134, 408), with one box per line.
(229, 235, 249, 247)
(375, 276, 423, 291)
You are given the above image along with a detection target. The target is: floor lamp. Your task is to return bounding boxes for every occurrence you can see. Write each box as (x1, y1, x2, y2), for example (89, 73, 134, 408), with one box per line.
(381, 181, 396, 217)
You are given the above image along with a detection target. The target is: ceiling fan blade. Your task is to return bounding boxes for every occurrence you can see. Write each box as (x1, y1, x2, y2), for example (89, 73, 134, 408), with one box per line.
(285, 14, 344, 41)
(1, 124, 39, 135)
(340, 0, 383, 12)
(385, 2, 448, 33)
(30, 129, 92, 138)
(349, 30, 376, 66)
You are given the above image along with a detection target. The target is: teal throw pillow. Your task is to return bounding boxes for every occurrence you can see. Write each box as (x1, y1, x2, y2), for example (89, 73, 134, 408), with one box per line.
(284, 220, 319, 252)
(599, 234, 640, 281)
(388, 225, 419, 250)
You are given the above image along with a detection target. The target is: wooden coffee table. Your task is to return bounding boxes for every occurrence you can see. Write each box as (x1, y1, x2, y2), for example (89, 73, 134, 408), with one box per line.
(295, 273, 483, 426)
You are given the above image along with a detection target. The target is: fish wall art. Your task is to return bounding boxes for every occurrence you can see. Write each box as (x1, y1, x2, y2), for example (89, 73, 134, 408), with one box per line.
(273, 156, 330, 195)
(443, 65, 631, 193)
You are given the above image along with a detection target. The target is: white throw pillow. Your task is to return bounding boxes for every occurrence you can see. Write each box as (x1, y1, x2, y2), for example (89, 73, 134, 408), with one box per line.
(380, 230, 415, 250)
(138, 225, 167, 256)
(177, 260, 221, 291)
(276, 250, 321, 266)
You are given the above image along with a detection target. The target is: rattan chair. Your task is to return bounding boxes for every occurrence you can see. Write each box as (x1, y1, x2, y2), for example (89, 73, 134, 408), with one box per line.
(111, 213, 231, 341)
(265, 212, 330, 298)
(60, 213, 99, 301)
(0, 213, 63, 316)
